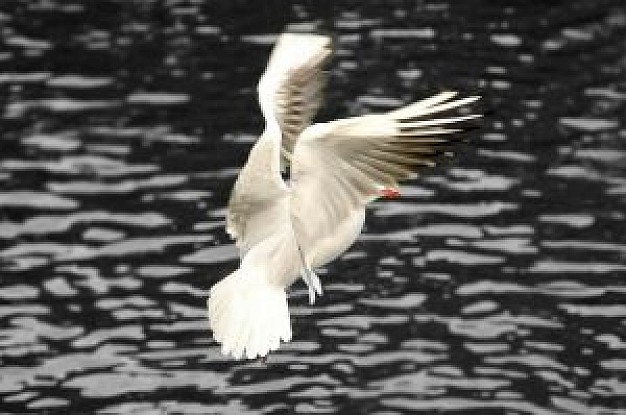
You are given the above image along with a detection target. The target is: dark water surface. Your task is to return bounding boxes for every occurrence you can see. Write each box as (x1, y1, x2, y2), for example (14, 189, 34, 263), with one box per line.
(1, 0, 626, 413)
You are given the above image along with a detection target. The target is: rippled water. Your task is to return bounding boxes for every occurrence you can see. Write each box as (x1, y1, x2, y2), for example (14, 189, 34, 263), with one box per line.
(1, 0, 626, 413)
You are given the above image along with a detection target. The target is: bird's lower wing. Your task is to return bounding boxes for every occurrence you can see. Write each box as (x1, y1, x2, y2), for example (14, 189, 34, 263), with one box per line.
(227, 133, 288, 254)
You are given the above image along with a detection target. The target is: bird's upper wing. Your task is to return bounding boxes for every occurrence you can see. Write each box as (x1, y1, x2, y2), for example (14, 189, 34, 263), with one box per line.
(289, 92, 481, 250)
(257, 33, 332, 168)
(227, 33, 332, 253)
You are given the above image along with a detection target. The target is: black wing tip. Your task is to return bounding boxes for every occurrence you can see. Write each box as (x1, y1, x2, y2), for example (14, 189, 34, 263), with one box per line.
(481, 108, 495, 117)
(457, 123, 482, 132)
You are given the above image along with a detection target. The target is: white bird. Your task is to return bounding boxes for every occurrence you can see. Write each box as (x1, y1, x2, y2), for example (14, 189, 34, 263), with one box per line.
(208, 33, 480, 359)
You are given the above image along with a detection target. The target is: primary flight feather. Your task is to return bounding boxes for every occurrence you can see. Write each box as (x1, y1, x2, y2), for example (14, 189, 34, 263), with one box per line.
(209, 33, 480, 359)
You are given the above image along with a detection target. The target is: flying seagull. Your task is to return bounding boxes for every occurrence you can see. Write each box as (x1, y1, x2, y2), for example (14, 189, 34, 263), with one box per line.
(208, 33, 480, 359)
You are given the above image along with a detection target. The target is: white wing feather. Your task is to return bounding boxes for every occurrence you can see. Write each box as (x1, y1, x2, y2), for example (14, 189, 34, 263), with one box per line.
(258, 33, 332, 167)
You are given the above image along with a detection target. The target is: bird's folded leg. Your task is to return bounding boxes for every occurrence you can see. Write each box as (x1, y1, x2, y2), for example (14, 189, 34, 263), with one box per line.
(295, 240, 323, 304)
(379, 187, 401, 198)
(301, 268, 322, 305)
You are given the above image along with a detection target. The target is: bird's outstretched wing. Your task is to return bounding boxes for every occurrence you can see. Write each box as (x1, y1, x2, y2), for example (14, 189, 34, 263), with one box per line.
(258, 33, 332, 167)
(227, 33, 331, 252)
(289, 92, 481, 252)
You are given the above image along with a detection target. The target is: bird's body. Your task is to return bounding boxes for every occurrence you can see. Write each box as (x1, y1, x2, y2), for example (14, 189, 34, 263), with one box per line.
(208, 33, 480, 359)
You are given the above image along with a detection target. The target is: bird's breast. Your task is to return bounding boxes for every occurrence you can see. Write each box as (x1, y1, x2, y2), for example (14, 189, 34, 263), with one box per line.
(307, 208, 366, 268)
(241, 206, 365, 288)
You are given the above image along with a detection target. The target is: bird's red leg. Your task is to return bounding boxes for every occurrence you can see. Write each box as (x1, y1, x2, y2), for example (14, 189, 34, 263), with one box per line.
(379, 188, 401, 198)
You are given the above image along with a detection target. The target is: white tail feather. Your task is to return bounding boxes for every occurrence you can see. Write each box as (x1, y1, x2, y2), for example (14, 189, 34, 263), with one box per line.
(208, 268, 291, 359)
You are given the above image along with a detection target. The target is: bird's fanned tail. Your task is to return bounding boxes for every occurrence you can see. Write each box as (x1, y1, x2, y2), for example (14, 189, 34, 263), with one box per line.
(208, 266, 291, 359)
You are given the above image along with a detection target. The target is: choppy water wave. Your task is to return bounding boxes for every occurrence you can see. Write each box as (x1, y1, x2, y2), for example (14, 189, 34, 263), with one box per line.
(1, 0, 625, 413)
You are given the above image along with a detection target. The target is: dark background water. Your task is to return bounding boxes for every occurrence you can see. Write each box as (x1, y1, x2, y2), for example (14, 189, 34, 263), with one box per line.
(1, 0, 626, 413)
